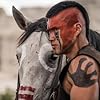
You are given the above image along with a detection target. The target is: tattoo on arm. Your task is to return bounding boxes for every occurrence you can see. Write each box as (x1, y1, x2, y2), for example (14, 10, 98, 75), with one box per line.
(68, 57, 97, 87)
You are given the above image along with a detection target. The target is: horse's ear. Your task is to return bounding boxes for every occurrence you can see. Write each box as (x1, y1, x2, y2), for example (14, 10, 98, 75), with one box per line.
(12, 6, 31, 30)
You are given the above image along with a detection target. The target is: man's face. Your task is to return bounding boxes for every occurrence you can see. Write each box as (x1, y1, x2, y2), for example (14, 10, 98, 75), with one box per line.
(47, 9, 78, 55)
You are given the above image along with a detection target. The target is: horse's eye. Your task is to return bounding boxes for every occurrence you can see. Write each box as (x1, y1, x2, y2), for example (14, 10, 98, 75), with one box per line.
(16, 53, 21, 64)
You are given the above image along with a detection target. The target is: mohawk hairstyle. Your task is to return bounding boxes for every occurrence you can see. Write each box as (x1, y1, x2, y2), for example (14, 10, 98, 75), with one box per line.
(46, 1, 90, 40)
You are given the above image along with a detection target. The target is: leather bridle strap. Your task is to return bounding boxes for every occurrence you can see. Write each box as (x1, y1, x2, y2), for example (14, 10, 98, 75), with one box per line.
(15, 73, 20, 100)
(49, 54, 63, 99)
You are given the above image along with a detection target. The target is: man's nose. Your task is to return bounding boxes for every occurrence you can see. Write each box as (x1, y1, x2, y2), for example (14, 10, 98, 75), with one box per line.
(49, 32, 56, 41)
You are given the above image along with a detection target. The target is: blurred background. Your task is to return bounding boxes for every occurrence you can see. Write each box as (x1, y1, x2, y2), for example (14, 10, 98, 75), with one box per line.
(0, 0, 100, 99)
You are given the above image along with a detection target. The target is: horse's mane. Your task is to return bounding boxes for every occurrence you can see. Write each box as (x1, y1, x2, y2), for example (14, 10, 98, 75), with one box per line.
(17, 18, 47, 47)
(89, 29, 100, 51)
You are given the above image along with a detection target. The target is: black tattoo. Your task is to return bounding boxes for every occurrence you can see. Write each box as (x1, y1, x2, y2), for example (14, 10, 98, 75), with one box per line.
(68, 57, 97, 87)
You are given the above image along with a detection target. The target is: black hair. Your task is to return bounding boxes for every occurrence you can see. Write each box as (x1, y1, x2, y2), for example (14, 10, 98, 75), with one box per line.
(46, 1, 90, 40)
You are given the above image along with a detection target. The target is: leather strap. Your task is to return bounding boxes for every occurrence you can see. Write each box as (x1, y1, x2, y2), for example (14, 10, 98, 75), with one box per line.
(15, 73, 20, 100)
(49, 55, 63, 99)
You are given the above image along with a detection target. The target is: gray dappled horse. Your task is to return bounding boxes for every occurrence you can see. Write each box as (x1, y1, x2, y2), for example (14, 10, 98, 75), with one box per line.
(12, 7, 65, 100)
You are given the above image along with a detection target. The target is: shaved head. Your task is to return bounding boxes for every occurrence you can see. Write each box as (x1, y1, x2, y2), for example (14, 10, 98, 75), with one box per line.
(48, 7, 85, 28)
(46, 1, 90, 39)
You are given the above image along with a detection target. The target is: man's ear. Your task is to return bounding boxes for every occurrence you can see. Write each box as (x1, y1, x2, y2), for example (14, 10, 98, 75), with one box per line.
(74, 22, 82, 36)
(12, 6, 31, 30)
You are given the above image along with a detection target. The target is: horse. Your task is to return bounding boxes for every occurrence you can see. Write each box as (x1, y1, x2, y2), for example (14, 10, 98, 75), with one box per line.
(12, 6, 66, 100)
(12, 6, 100, 100)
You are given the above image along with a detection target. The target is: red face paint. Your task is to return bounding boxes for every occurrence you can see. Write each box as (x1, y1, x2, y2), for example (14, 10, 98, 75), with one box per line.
(18, 94, 33, 100)
(47, 8, 84, 54)
(18, 86, 36, 100)
(19, 86, 36, 92)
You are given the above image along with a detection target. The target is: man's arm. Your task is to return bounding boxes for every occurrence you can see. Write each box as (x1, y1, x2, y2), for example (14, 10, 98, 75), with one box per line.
(65, 55, 99, 100)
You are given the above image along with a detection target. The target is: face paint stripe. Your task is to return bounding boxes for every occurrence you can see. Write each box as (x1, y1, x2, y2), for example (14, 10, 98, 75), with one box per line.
(18, 94, 33, 100)
(19, 86, 36, 93)
(57, 38, 62, 52)
(55, 29, 62, 52)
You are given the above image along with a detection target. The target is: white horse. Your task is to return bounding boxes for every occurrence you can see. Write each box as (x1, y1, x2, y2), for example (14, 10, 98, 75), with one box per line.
(12, 6, 65, 100)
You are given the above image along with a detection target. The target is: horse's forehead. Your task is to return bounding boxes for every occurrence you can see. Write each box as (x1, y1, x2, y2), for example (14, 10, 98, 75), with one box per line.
(16, 31, 48, 53)
(16, 32, 51, 66)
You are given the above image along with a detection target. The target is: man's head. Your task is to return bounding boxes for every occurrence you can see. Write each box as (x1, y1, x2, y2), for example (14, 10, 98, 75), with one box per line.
(46, 1, 89, 55)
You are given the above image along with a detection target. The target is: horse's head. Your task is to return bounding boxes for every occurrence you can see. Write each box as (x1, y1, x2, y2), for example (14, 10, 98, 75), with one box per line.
(12, 6, 62, 100)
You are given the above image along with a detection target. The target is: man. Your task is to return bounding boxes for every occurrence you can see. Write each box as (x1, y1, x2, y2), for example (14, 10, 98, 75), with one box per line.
(46, 1, 100, 100)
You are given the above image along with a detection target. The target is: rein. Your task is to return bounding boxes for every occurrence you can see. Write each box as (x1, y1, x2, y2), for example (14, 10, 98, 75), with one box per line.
(15, 73, 20, 100)
(49, 55, 63, 99)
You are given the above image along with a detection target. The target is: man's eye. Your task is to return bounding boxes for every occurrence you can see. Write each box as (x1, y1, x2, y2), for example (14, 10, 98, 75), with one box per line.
(47, 29, 60, 38)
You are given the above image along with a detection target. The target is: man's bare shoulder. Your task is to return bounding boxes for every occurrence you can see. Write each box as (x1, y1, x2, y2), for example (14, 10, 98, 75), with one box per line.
(68, 55, 99, 87)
